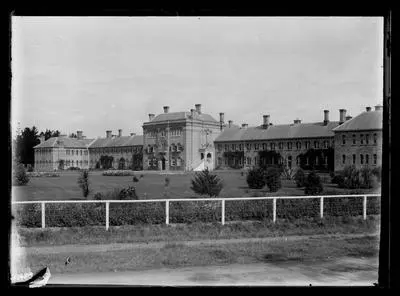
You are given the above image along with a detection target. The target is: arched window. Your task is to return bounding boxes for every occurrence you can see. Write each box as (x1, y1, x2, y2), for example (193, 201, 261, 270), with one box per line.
(342, 135, 346, 145)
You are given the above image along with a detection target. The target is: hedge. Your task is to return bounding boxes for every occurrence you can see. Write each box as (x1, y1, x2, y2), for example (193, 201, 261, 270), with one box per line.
(13, 196, 381, 228)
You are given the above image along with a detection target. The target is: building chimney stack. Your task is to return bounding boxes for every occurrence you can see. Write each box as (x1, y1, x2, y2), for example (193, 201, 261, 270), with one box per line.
(242, 123, 248, 129)
(228, 120, 233, 128)
(77, 131, 83, 140)
(190, 109, 195, 118)
(219, 112, 225, 130)
(339, 109, 347, 124)
(323, 110, 329, 125)
(375, 105, 383, 111)
(346, 115, 352, 121)
(263, 115, 270, 128)
(118, 129, 122, 137)
(366, 106, 372, 112)
(148, 114, 155, 121)
(163, 106, 170, 113)
(106, 130, 112, 138)
(195, 104, 202, 114)
(294, 119, 301, 124)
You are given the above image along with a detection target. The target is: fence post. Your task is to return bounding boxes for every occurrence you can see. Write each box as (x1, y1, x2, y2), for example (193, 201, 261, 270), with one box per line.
(166, 200, 170, 225)
(273, 198, 277, 223)
(221, 199, 225, 225)
(320, 197, 324, 219)
(41, 202, 45, 229)
(106, 202, 109, 231)
(363, 195, 367, 220)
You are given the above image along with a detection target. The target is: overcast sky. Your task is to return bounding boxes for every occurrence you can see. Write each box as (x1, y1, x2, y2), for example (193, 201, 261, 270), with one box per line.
(11, 17, 383, 138)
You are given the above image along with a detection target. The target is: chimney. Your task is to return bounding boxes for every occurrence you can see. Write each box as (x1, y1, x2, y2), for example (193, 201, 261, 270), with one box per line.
(130, 132, 136, 136)
(339, 109, 347, 124)
(219, 112, 225, 131)
(323, 110, 329, 125)
(366, 106, 372, 112)
(190, 109, 195, 118)
(375, 105, 383, 111)
(77, 131, 83, 140)
(242, 123, 248, 129)
(163, 106, 170, 113)
(263, 115, 270, 128)
(346, 115, 353, 121)
(195, 104, 202, 114)
(40, 135, 45, 144)
(106, 130, 112, 138)
(294, 119, 301, 124)
(148, 114, 155, 121)
(228, 120, 233, 128)
(118, 129, 122, 137)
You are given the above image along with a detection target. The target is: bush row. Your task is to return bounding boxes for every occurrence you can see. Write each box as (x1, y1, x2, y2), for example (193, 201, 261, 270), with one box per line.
(102, 170, 137, 176)
(26, 172, 60, 177)
(13, 196, 381, 228)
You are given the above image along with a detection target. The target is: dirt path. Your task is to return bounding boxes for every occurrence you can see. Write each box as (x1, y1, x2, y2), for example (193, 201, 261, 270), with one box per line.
(47, 257, 378, 286)
(25, 232, 379, 255)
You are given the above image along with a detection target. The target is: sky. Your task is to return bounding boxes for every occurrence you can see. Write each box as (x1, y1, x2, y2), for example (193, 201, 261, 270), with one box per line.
(11, 17, 384, 139)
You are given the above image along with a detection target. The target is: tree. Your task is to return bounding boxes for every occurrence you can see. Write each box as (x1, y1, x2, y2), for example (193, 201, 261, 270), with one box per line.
(304, 171, 323, 195)
(12, 161, 30, 186)
(15, 126, 40, 165)
(265, 167, 282, 192)
(77, 169, 90, 198)
(190, 168, 224, 197)
(294, 168, 306, 187)
(40, 129, 61, 141)
(246, 167, 266, 189)
(69, 133, 78, 138)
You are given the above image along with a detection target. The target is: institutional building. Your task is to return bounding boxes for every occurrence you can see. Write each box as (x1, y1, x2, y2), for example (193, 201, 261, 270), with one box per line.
(33, 104, 383, 173)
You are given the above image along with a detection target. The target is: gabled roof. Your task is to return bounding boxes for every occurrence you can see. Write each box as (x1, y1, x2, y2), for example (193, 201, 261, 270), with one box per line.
(149, 111, 218, 123)
(332, 110, 382, 132)
(34, 137, 94, 149)
(215, 121, 339, 142)
(88, 135, 143, 148)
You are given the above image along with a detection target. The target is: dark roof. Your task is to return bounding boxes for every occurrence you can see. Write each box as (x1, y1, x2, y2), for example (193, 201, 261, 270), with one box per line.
(88, 135, 143, 148)
(34, 137, 94, 149)
(214, 121, 340, 142)
(332, 110, 382, 132)
(150, 111, 218, 123)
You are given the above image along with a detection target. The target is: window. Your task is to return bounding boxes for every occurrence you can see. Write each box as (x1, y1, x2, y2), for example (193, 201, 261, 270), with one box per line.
(324, 156, 328, 165)
(177, 158, 182, 166)
(342, 135, 346, 145)
(80, 150, 82, 156)
(231, 144, 236, 151)
(314, 141, 319, 149)
(324, 140, 328, 149)
(247, 157, 252, 165)
(246, 143, 251, 150)
(374, 133, 377, 144)
(239, 144, 243, 151)
(305, 141, 310, 149)
(315, 156, 319, 165)
(254, 143, 259, 151)
(353, 154, 356, 164)
(296, 142, 301, 150)
(374, 154, 377, 165)
(66, 150, 70, 155)
(217, 144, 222, 152)
(72, 150, 74, 156)
(171, 158, 176, 167)
(360, 134, 364, 145)
(342, 155, 346, 164)
(225, 144, 229, 151)
(278, 142, 283, 150)
(270, 143, 275, 150)
(360, 154, 364, 164)
(366, 134, 369, 145)
(352, 134, 356, 145)
(366, 154, 369, 164)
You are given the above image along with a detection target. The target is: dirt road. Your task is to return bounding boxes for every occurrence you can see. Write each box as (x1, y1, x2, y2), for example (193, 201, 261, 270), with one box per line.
(47, 257, 378, 286)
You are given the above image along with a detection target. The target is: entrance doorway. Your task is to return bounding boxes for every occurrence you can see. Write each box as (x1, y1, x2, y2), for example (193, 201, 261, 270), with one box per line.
(161, 157, 166, 170)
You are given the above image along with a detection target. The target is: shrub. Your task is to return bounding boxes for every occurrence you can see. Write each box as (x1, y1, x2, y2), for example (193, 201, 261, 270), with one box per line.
(133, 175, 139, 182)
(294, 168, 306, 187)
(246, 167, 266, 189)
(118, 186, 138, 200)
(102, 170, 136, 176)
(93, 192, 104, 200)
(140, 174, 144, 178)
(304, 171, 323, 195)
(331, 174, 345, 186)
(165, 177, 170, 187)
(265, 167, 282, 192)
(13, 162, 29, 186)
(77, 169, 90, 198)
(281, 167, 295, 180)
(371, 166, 382, 183)
(341, 165, 362, 189)
(69, 167, 81, 170)
(190, 168, 224, 197)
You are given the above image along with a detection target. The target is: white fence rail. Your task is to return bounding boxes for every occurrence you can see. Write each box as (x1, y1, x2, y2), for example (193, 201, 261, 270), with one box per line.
(12, 194, 381, 230)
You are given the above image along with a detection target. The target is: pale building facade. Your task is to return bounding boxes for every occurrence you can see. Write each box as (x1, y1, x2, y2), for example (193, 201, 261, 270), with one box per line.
(142, 104, 222, 171)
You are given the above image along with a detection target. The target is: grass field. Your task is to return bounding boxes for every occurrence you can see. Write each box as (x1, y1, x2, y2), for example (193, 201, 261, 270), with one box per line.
(12, 170, 379, 201)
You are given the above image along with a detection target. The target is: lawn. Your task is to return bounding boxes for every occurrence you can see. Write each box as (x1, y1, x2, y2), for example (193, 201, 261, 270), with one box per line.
(12, 170, 380, 202)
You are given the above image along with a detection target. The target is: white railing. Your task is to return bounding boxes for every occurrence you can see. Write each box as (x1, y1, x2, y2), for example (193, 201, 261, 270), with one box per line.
(12, 194, 381, 230)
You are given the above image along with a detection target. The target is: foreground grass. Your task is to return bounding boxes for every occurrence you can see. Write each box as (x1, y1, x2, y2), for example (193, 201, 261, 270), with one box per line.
(18, 215, 379, 247)
(23, 234, 379, 274)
